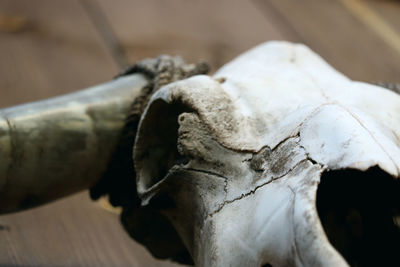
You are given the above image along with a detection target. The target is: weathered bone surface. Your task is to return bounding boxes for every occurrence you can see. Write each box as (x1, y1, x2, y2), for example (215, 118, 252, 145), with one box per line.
(134, 42, 400, 266)
(0, 74, 147, 213)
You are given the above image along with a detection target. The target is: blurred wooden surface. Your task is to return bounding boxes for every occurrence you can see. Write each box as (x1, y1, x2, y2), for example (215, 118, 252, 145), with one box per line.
(0, 0, 399, 266)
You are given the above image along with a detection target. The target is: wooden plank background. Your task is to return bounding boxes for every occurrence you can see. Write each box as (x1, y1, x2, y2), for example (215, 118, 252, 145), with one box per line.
(0, 0, 399, 266)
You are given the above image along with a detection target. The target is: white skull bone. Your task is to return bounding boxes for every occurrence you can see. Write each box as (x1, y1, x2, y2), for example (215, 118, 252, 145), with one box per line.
(134, 41, 400, 266)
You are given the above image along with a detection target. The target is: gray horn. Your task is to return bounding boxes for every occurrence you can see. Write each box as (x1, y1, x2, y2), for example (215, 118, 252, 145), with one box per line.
(0, 74, 147, 213)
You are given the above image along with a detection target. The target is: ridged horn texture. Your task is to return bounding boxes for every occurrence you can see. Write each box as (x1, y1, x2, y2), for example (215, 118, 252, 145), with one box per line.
(0, 74, 147, 213)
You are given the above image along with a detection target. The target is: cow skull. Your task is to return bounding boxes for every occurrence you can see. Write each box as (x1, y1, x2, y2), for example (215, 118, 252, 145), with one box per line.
(133, 42, 400, 266)
(0, 41, 399, 266)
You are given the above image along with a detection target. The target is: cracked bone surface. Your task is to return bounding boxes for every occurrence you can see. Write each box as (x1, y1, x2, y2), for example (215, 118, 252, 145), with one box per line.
(134, 42, 400, 266)
(0, 74, 147, 213)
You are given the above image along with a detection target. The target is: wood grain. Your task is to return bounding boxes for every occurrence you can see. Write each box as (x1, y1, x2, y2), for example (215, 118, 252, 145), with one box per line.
(255, 0, 400, 82)
(0, 0, 399, 266)
(0, 193, 181, 266)
(96, 0, 286, 71)
(0, 0, 118, 108)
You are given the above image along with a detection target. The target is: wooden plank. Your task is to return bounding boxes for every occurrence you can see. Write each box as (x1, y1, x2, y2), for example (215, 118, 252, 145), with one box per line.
(0, 193, 181, 266)
(0, 0, 179, 266)
(364, 0, 400, 65)
(254, 0, 400, 82)
(368, 0, 400, 34)
(96, 0, 286, 71)
(0, 0, 118, 108)
(97, 0, 400, 81)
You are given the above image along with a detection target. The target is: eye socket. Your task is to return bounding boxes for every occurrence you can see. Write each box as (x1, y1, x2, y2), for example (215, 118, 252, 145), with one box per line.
(316, 167, 400, 267)
(134, 99, 192, 192)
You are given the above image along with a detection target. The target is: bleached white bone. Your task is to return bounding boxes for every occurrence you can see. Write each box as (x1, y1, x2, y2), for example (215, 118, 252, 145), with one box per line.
(135, 42, 400, 266)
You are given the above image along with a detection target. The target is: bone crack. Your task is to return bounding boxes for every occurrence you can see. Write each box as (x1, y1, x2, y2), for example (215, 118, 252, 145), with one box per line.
(208, 158, 314, 217)
(185, 168, 229, 181)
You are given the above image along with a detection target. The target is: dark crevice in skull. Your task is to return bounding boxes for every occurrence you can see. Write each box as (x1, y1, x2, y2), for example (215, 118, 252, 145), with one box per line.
(136, 99, 194, 190)
(261, 264, 273, 267)
(317, 167, 400, 267)
(121, 205, 193, 265)
(119, 98, 196, 265)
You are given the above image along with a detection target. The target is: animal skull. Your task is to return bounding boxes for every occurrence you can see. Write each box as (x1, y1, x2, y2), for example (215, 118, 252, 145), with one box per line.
(133, 42, 400, 266)
(0, 41, 399, 266)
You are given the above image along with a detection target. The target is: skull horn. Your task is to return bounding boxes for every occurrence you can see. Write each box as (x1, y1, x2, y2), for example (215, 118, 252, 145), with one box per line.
(0, 74, 147, 213)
